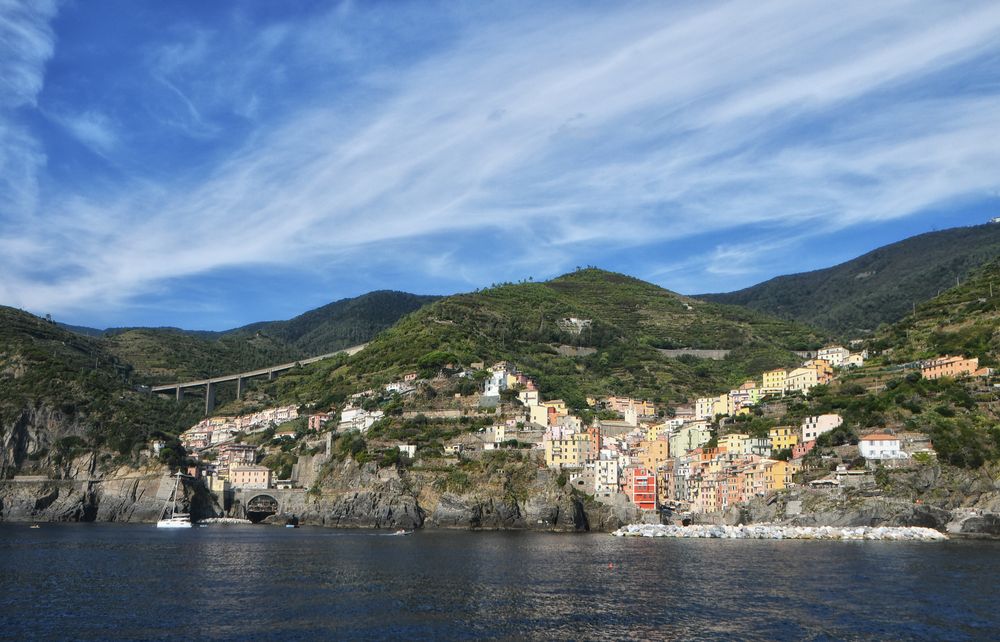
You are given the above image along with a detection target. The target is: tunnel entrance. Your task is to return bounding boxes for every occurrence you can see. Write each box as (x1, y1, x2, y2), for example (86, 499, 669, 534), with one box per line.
(246, 494, 279, 523)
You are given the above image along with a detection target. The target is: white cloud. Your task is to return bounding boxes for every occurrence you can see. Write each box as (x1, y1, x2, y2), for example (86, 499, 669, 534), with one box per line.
(54, 110, 118, 153)
(0, 0, 57, 222)
(3, 0, 1000, 318)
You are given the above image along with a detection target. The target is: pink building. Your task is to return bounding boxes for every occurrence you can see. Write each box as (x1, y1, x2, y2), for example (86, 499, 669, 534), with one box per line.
(308, 413, 333, 431)
(792, 440, 816, 459)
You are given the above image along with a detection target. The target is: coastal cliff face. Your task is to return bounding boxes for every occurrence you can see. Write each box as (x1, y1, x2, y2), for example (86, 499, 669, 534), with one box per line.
(693, 462, 1000, 537)
(0, 455, 219, 524)
(0, 405, 87, 479)
(251, 457, 640, 532)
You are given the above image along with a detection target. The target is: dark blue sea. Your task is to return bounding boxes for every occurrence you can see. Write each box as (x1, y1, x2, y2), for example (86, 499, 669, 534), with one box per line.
(1, 523, 998, 640)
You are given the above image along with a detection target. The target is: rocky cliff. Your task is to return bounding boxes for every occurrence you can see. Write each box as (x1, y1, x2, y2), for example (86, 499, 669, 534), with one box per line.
(246, 457, 640, 532)
(0, 404, 87, 479)
(693, 462, 1000, 537)
(0, 455, 219, 524)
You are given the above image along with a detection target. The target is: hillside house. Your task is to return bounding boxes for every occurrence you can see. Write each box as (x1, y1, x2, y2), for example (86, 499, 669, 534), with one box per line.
(859, 433, 905, 460)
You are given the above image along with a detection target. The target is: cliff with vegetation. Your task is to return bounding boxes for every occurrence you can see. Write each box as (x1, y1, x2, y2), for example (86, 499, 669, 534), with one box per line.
(0, 306, 201, 480)
(235, 450, 640, 533)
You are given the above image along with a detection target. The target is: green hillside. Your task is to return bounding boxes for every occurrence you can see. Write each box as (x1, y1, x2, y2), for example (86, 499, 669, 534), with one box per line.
(0, 306, 200, 475)
(104, 328, 301, 384)
(96, 291, 438, 384)
(871, 260, 1000, 366)
(699, 224, 1000, 336)
(228, 290, 439, 354)
(263, 269, 827, 410)
(781, 266, 1000, 469)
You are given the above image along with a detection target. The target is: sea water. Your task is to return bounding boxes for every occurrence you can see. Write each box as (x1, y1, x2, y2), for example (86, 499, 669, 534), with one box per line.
(1, 523, 997, 640)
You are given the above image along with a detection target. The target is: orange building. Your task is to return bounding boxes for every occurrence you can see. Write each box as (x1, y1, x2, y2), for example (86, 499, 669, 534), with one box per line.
(638, 437, 670, 471)
(921, 355, 990, 380)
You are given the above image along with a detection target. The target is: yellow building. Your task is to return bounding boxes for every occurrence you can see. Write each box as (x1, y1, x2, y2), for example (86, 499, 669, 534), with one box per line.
(529, 405, 549, 426)
(764, 459, 799, 491)
(542, 399, 568, 414)
(769, 427, 799, 452)
(638, 438, 670, 470)
(761, 369, 788, 396)
(695, 397, 716, 420)
(764, 460, 788, 492)
(544, 433, 591, 468)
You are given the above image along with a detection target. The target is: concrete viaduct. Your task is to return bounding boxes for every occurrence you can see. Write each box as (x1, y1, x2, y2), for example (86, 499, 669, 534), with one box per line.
(151, 343, 366, 414)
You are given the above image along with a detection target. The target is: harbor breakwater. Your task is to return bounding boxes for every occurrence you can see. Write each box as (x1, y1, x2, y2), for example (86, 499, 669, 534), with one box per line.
(613, 523, 948, 541)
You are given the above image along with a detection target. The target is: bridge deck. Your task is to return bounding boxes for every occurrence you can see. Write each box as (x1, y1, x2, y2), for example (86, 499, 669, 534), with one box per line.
(150, 343, 366, 391)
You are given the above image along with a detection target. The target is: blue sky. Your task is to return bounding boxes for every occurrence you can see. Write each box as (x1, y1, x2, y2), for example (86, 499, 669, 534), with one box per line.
(2, 1, 1000, 330)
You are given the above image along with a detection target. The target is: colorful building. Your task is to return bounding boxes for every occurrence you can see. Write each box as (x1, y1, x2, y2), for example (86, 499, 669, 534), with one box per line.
(637, 437, 670, 471)
(761, 369, 788, 396)
(544, 431, 591, 468)
(624, 466, 658, 511)
(230, 465, 271, 490)
(769, 427, 799, 452)
(921, 355, 990, 380)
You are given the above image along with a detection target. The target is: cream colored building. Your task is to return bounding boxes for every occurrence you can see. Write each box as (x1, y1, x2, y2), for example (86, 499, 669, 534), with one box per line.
(230, 465, 271, 490)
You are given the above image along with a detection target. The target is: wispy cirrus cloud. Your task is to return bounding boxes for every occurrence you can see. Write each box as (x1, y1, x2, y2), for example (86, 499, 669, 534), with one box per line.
(0, 0, 57, 220)
(2, 0, 1000, 326)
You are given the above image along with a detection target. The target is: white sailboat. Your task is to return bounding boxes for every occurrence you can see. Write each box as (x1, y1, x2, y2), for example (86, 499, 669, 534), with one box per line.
(156, 473, 192, 529)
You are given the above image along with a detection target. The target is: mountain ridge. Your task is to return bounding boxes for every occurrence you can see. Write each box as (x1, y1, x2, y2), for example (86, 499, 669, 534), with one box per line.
(697, 223, 1000, 336)
(255, 267, 827, 412)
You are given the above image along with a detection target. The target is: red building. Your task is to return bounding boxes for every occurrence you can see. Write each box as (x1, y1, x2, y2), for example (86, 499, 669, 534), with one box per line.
(624, 466, 658, 511)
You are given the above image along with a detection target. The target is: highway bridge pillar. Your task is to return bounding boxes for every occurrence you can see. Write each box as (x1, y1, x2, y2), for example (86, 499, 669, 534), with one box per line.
(205, 382, 216, 415)
(268, 370, 275, 381)
(175, 386, 183, 402)
(236, 376, 245, 399)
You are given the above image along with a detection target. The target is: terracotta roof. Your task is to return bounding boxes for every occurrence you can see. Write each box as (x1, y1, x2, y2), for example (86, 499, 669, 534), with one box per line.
(861, 433, 898, 442)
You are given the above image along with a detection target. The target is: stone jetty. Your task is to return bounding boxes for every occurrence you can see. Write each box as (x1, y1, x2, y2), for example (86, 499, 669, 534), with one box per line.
(197, 517, 253, 525)
(612, 523, 947, 541)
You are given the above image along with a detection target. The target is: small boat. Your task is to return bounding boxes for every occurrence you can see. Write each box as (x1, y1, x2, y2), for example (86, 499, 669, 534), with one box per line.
(156, 473, 192, 529)
(29, 524, 40, 529)
(391, 529, 412, 536)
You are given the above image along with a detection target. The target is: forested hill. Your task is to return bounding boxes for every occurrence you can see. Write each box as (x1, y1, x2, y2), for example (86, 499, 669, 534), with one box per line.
(62, 291, 437, 384)
(227, 291, 439, 354)
(698, 224, 1000, 337)
(872, 259, 1000, 366)
(262, 268, 827, 411)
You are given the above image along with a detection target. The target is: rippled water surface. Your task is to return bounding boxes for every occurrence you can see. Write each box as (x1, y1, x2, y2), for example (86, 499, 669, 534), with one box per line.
(2, 523, 998, 640)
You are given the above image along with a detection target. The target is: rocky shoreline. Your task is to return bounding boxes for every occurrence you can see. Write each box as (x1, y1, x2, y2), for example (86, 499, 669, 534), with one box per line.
(613, 523, 948, 541)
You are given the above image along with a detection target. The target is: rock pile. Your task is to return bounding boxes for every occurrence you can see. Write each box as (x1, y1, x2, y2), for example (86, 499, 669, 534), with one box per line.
(612, 523, 947, 541)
